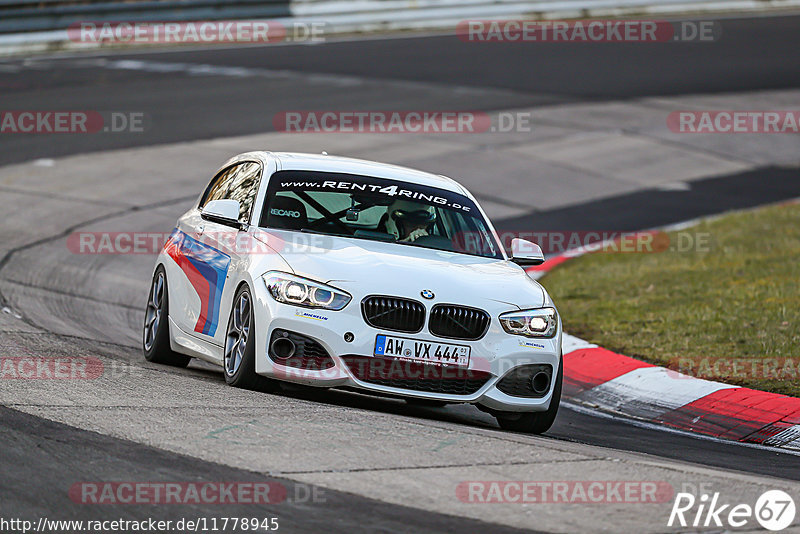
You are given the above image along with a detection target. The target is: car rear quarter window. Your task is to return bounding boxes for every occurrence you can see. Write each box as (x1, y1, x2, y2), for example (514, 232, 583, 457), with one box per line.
(198, 161, 262, 224)
(199, 165, 237, 208)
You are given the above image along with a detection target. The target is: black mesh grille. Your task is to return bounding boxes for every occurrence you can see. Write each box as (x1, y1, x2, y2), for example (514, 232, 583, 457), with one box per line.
(342, 356, 491, 395)
(361, 296, 425, 333)
(269, 330, 335, 370)
(428, 305, 490, 340)
(496, 364, 553, 398)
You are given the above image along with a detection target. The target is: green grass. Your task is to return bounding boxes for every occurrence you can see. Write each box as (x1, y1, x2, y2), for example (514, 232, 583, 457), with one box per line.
(541, 202, 800, 397)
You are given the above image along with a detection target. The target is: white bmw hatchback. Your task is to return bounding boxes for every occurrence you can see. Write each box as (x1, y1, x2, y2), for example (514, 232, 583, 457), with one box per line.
(143, 151, 563, 433)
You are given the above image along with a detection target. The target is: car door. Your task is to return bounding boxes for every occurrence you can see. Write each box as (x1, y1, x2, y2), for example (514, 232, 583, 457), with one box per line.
(166, 163, 241, 340)
(207, 161, 264, 347)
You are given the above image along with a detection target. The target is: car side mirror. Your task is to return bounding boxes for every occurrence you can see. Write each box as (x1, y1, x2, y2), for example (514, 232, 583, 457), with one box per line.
(201, 199, 242, 228)
(510, 238, 545, 266)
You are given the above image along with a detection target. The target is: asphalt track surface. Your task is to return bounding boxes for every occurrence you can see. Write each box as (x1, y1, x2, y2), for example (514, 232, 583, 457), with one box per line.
(2, 13, 800, 532)
(2, 14, 800, 166)
(1, 407, 535, 534)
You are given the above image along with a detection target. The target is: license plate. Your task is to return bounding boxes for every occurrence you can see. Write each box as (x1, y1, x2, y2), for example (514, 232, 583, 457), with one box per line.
(374, 334, 470, 367)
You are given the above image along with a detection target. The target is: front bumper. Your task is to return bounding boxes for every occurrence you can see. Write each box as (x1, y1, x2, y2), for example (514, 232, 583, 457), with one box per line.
(252, 281, 562, 413)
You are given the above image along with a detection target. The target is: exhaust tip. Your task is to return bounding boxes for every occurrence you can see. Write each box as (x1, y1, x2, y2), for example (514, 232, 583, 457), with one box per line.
(271, 337, 296, 360)
(531, 371, 551, 395)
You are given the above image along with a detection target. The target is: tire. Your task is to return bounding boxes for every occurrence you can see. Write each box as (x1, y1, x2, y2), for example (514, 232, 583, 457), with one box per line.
(143, 266, 191, 367)
(496, 355, 563, 434)
(223, 284, 278, 392)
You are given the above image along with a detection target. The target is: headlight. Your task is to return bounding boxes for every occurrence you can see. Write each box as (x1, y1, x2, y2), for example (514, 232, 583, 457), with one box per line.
(499, 307, 558, 338)
(264, 272, 351, 311)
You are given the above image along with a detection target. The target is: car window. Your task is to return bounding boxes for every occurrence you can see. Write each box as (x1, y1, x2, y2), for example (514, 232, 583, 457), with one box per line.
(227, 162, 262, 223)
(199, 165, 238, 208)
(259, 170, 503, 259)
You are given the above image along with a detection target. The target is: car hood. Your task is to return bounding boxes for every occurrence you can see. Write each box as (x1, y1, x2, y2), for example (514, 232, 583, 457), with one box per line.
(257, 230, 545, 310)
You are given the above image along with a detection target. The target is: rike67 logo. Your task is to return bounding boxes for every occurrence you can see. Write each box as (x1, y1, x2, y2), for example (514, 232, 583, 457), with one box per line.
(669, 490, 796, 531)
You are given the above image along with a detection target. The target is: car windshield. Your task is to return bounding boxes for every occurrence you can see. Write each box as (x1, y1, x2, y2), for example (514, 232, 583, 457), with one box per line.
(258, 171, 503, 259)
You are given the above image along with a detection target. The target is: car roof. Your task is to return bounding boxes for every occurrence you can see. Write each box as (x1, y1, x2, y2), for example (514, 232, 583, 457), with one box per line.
(266, 151, 469, 195)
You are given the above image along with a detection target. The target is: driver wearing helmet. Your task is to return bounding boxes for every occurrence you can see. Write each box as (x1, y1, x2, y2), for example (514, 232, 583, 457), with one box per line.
(385, 199, 436, 243)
